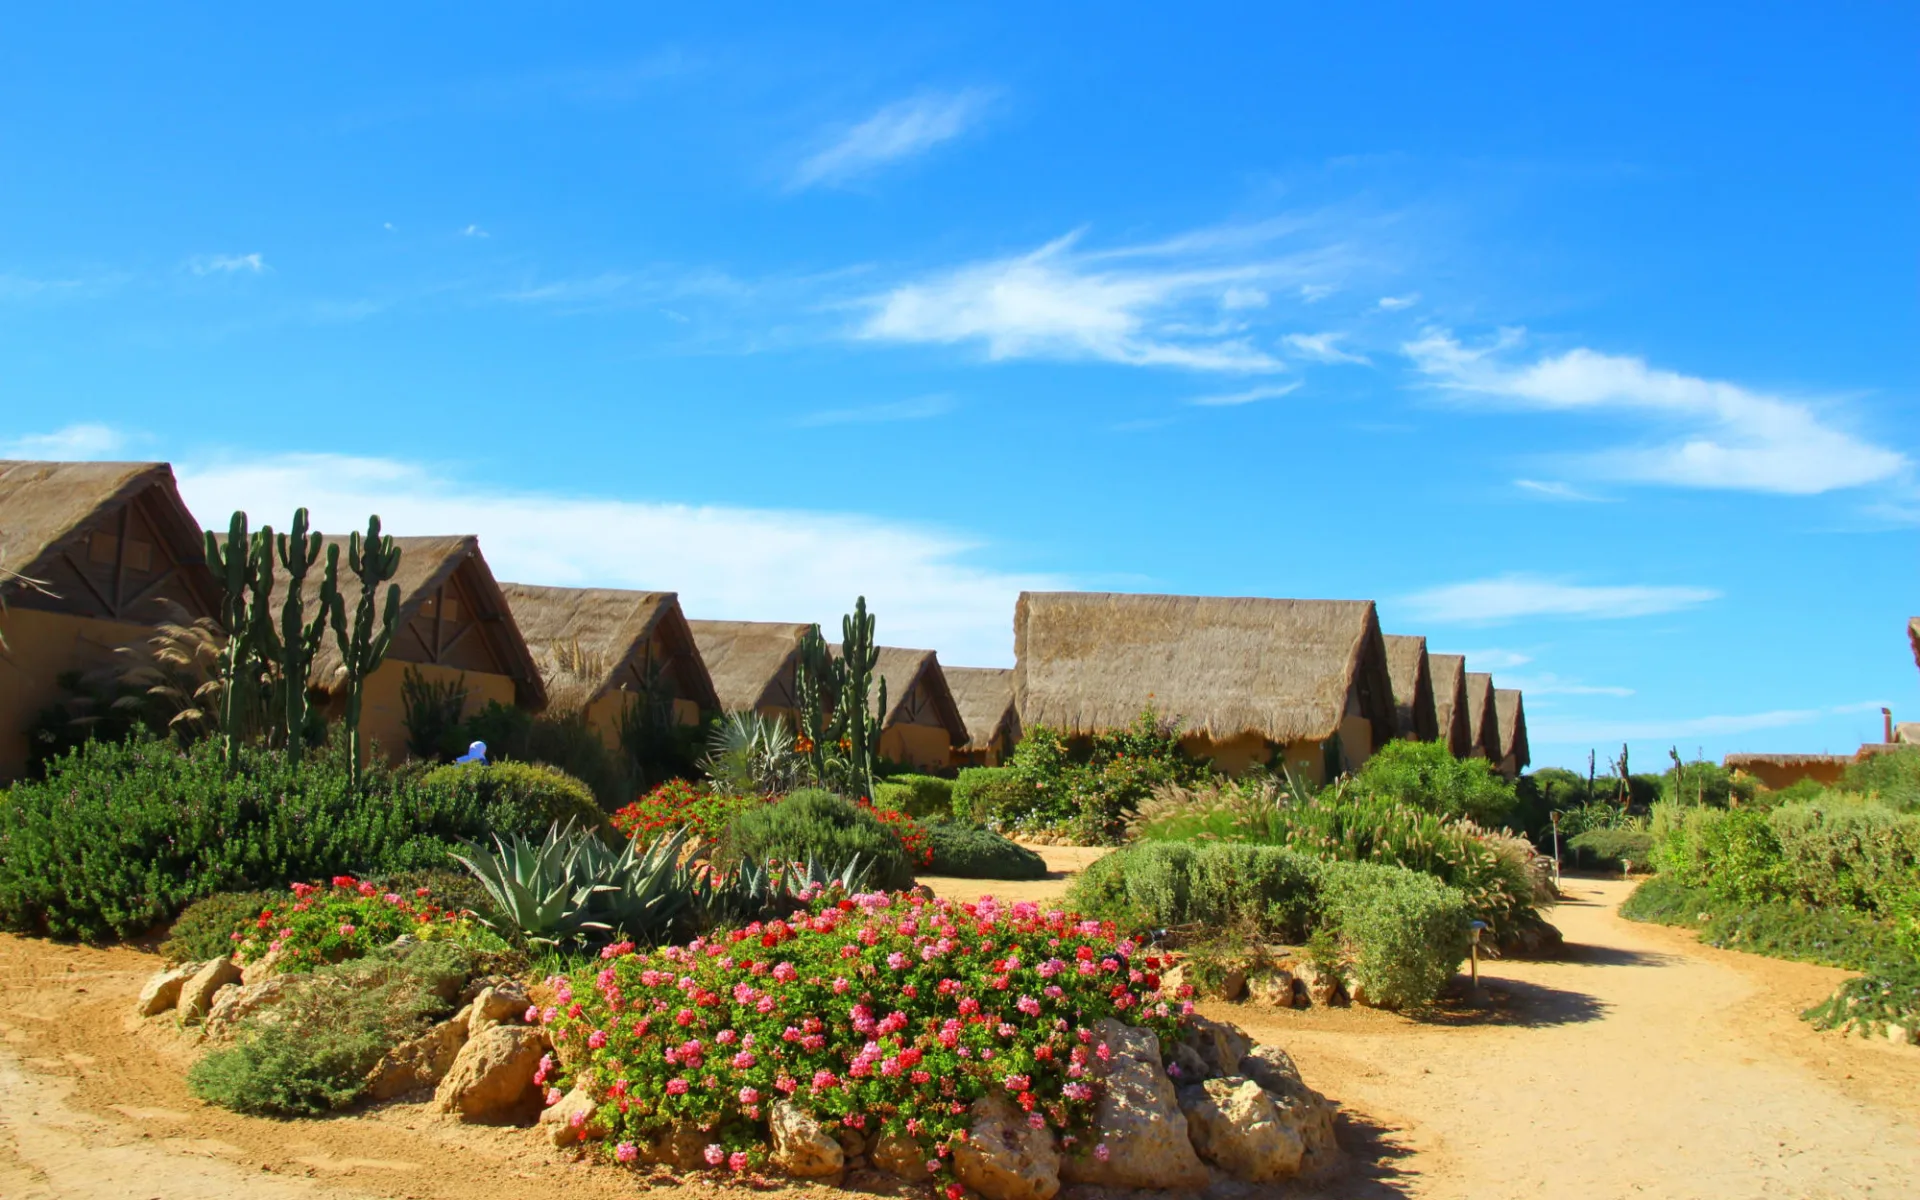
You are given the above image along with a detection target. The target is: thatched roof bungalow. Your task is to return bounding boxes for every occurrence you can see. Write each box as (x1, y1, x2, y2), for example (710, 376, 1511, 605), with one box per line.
(1012, 591, 1398, 781)
(830, 645, 969, 771)
(498, 584, 719, 750)
(1493, 688, 1530, 778)
(1463, 671, 1500, 760)
(0, 460, 223, 779)
(268, 534, 546, 762)
(946, 666, 1021, 766)
(1384, 634, 1439, 743)
(687, 619, 814, 726)
(1724, 753, 1853, 792)
(1426, 652, 1474, 759)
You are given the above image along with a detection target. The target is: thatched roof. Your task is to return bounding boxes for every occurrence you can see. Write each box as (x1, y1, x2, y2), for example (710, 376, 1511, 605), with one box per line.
(0, 460, 217, 615)
(1494, 688, 1529, 770)
(832, 645, 968, 745)
(1463, 671, 1499, 759)
(1383, 634, 1439, 743)
(946, 666, 1020, 753)
(1725, 753, 1853, 769)
(259, 533, 544, 706)
(1908, 617, 1920, 674)
(1012, 591, 1398, 744)
(498, 583, 719, 715)
(688, 620, 814, 714)
(1427, 653, 1471, 757)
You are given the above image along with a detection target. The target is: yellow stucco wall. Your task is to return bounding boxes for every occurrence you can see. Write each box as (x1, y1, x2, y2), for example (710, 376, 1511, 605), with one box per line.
(880, 722, 953, 771)
(356, 660, 516, 764)
(1178, 731, 1274, 776)
(0, 607, 163, 781)
(576, 692, 706, 755)
(1338, 715, 1375, 773)
(1730, 759, 1850, 792)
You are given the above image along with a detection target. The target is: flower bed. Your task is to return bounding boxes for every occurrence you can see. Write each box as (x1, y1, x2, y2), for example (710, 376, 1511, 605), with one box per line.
(230, 877, 495, 972)
(540, 891, 1186, 1185)
(612, 779, 765, 843)
(856, 797, 935, 869)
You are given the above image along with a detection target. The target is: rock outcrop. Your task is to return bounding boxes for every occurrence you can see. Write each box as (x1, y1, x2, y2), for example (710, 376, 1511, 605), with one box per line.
(953, 1094, 1061, 1200)
(135, 962, 201, 1017)
(204, 977, 291, 1037)
(1178, 1075, 1304, 1181)
(175, 957, 242, 1025)
(1239, 1044, 1340, 1173)
(769, 1100, 843, 1178)
(434, 1025, 549, 1120)
(1058, 1018, 1209, 1191)
(367, 1014, 470, 1100)
(537, 1084, 603, 1147)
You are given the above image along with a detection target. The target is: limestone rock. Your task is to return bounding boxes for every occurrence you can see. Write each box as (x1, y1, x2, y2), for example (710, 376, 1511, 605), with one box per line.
(642, 1124, 710, 1170)
(770, 1100, 843, 1178)
(873, 1133, 936, 1182)
(135, 962, 201, 1017)
(366, 1015, 470, 1100)
(1248, 968, 1299, 1011)
(433, 1025, 549, 1120)
(175, 957, 242, 1025)
(1059, 1018, 1208, 1191)
(1889, 1024, 1911, 1047)
(537, 1084, 603, 1147)
(1239, 1045, 1339, 1171)
(832, 1124, 871, 1159)
(205, 978, 291, 1037)
(1299, 965, 1344, 1007)
(240, 943, 286, 986)
(1167, 1040, 1211, 1084)
(467, 981, 531, 1040)
(1184, 1014, 1253, 1079)
(1178, 1075, 1304, 1181)
(954, 1094, 1061, 1200)
(1217, 966, 1248, 1001)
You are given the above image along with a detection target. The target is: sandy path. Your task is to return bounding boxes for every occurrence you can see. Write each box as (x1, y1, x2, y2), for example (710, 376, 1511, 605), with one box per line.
(3, 860, 1916, 1199)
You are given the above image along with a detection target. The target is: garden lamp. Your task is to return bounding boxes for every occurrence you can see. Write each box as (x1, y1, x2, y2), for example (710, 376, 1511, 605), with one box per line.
(1468, 920, 1488, 991)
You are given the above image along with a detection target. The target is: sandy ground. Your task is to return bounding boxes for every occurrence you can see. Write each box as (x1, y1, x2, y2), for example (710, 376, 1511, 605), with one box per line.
(3, 854, 1916, 1200)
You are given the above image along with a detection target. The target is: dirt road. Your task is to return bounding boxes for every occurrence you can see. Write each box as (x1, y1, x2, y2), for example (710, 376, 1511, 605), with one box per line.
(3, 866, 1916, 1199)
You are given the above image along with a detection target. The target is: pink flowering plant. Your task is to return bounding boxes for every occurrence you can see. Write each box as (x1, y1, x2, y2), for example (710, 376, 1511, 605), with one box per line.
(540, 891, 1188, 1180)
(229, 876, 489, 973)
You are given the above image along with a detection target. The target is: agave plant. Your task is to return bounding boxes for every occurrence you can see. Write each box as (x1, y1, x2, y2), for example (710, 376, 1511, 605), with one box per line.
(697, 851, 872, 925)
(451, 822, 701, 946)
(702, 710, 803, 797)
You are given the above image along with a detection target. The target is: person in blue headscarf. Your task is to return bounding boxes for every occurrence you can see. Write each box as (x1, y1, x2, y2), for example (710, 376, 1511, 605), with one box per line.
(454, 740, 489, 765)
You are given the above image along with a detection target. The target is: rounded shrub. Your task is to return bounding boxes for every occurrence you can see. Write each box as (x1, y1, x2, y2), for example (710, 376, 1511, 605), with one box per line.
(420, 760, 604, 838)
(921, 819, 1048, 879)
(723, 789, 914, 890)
(160, 889, 284, 963)
(876, 773, 955, 818)
(951, 766, 1037, 825)
(1351, 739, 1517, 827)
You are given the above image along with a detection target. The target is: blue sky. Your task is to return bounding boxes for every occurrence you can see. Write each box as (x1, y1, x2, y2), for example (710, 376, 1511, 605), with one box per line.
(2, 4, 1915, 770)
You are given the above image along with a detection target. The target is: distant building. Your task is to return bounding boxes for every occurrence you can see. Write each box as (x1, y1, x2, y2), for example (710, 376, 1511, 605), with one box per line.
(946, 665, 1021, 767)
(1427, 653, 1475, 759)
(1493, 688, 1530, 779)
(1384, 634, 1439, 743)
(1463, 671, 1500, 761)
(687, 619, 814, 728)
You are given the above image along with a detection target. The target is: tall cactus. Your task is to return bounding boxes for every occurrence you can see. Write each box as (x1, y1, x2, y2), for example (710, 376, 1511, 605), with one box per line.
(791, 623, 837, 786)
(274, 508, 338, 759)
(204, 511, 254, 770)
(836, 596, 886, 802)
(328, 515, 403, 790)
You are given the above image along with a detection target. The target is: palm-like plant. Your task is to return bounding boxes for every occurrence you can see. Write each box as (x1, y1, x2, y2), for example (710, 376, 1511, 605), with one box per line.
(702, 710, 802, 797)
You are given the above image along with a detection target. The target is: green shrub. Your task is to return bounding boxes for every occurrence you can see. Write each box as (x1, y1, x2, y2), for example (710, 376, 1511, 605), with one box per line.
(1620, 874, 1908, 972)
(1617, 873, 1715, 927)
(951, 767, 1038, 826)
(0, 738, 605, 943)
(160, 889, 282, 963)
(1319, 860, 1473, 1010)
(187, 942, 472, 1116)
(1767, 799, 1920, 914)
(1567, 828, 1655, 871)
(921, 820, 1048, 879)
(878, 774, 955, 818)
(1350, 739, 1517, 827)
(1803, 962, 1920, 1041)
(1838, 747, 1920, 811)
(419, 760, 605, 838)
(722, 789, 913, 890)
(1660, 759, 1754, 808)
(1068, 841, 1470, 1008)
(1649, 804, 1783, 904)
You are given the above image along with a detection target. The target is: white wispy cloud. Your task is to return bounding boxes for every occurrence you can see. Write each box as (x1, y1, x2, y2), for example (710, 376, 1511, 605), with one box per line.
(172, 453, 1057, 666)
(792, 89, 995, 189)
(1530, 704, 1870, 744)
(1, 423, 127, 460)
(460, 224, 489, 238)
(1404, 573, 1719, 624)
(858, 225, 1342, 372)
(794, 395, 954, 427)
(189, 253, 266, 276)
(1405, 330, 1908, 495)
(1221, 287, 1269, 310)
(1282, 331, 1368, 365)
(1503, 672, 1635, 698)
(1458, 648, 1534, 670)
(1515, 478, 1609, 502)
(1187, 383, 1301, 408)
(1299, 284, 1337, 303)
(1377, 293, 1418, 311)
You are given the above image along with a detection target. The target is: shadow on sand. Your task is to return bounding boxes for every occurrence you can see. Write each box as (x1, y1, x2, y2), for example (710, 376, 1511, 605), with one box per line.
(1412, 974, 1608, 1029)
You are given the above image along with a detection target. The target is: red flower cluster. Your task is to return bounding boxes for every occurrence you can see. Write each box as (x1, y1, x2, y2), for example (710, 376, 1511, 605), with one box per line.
(856, 797, 935, 868)
(541, 891, 1187, 1179)
(612, 780, 766, 843)
(228, 877, 478, 972)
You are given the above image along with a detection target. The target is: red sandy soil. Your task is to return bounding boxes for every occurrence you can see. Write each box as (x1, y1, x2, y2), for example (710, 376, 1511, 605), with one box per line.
(3, 852, 1916, 1199)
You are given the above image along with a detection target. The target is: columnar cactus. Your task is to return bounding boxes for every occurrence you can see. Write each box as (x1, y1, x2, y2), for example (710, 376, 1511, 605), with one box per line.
(837, 596, 887, 803)
(203, 511, 254, 770)
(791, 623, 837, 786)
(273, 508, 338, 759)
(328, 515, 402, 790)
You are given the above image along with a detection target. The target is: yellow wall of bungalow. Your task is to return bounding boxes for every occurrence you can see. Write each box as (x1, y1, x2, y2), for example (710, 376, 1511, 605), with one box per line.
(880, 722, 954, 771)
(579, 692, 704, 751)
(0, 607, 161, 780)
(354, 660, 517, 764)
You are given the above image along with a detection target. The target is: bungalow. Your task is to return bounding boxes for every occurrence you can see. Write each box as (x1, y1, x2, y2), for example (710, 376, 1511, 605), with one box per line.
(1383, 634, 1439, 743)
(0, 460, 221, 779)
(833, 645, 969, 772)
(497, 583, 719, 751)
(945, 665, 1021, 766)
(1463, 671, 1500, 761)
(1493, 687, 1530, 779)
(1724, 753, 1852, 792)
(687, 619, 813, 728)
(1011, 591, 1399, 782)
(1425, 652, 1474, 760)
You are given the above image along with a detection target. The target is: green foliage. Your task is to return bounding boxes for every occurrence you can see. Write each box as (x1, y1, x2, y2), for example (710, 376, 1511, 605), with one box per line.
(1649, 798, 1920, 920)
(702, 710, 802, 797)
(1803, 962, 1920, 1041)
(0, 737, 602, 942)
(187, 942, 471, 1116)
(1838, 748, 1920, 811)
(952, 765, 1042, 827)
(160, 889, 282, 962)
(723, 789, 914, 890)
(1660, 758, 1754, 808)
(836, 597, 887, 802)
(1068, 841, 1470, 1008)
(1566, 828, 1654, 871)
(1350, 738, 1517, 827)
(1319, 859, 1474, 1010)
(611, 660, 702, 789)
(452, 823, 701, 947)
(419, 760, 606, 837)
(327, 515, 403, 791)
(986, 709, 1211, 842)
(920, 819, 1048, 880)
(876, 774, 955, 818)
(400, 667, 469, 761)
(457, 699, 533, 760)
(1620, 874, 1910, 972)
